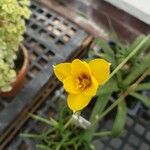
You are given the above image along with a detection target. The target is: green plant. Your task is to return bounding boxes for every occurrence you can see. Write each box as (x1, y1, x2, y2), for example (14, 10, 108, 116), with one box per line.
(21, 108, 95, 150)
(22, 35, 150, 149)
(85, 34, 150, 141)
(0, 0, 30, 92)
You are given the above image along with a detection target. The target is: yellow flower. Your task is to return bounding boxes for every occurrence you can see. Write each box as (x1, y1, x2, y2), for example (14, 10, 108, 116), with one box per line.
(54, 59, 110, 112)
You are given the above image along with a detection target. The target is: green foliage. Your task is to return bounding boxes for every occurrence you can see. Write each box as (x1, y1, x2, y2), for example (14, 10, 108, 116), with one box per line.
(22, 34, 150, 148)
(94, 35, 150, 107)
(111, 101, 127, 137)
(87, 35, 150, 140)
(0, 0, 30, 91)
(21, 108, 95, 150)
(130, 92, 150, 108)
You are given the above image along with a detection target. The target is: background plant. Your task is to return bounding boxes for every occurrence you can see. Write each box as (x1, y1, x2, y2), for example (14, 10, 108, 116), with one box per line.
(0, 0, 30, 92)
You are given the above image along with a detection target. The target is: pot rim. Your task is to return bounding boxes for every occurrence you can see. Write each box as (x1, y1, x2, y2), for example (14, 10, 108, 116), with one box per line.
(17, 43, 29, 77)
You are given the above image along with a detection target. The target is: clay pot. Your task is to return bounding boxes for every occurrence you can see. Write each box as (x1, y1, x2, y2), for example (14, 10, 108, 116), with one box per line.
(0, 44, 29, 98)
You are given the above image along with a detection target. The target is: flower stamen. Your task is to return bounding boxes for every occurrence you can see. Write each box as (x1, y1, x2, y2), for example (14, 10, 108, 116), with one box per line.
(76, 73, 91, 91)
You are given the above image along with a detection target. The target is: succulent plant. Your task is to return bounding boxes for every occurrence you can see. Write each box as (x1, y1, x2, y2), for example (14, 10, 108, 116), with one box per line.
(0, 0, 31, 92)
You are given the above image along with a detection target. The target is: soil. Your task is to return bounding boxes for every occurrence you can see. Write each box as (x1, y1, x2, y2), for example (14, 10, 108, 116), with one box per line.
(14, 48, 24, 72)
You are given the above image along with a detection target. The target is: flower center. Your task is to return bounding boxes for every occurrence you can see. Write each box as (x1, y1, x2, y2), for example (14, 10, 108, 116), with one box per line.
(76, 73, 91, 91)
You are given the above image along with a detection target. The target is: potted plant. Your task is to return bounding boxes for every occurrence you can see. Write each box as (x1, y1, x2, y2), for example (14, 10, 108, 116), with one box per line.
(21, 35, 150, 149)
(0, 0, 31, 97)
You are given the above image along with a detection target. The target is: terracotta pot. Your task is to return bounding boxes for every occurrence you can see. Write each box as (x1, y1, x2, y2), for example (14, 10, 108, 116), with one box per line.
(0, 44, 29, 98)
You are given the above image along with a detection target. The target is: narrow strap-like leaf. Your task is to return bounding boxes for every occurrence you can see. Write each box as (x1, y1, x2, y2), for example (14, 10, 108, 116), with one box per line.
(127, 35, 145, 54)
(86, 79, 118, 141)
(96, 78, 118, 96)
(28, 113, 58, 127)
(94, 38, 116, 67)
(135, 83, 150, 91)
(95, 38, 114, 56)
(86, 93, 112, 142)
(130, 92, 150, 108)
(123, 55, 150, 86)
(20, 133, 41, 139)
(111, 100, 127, 137)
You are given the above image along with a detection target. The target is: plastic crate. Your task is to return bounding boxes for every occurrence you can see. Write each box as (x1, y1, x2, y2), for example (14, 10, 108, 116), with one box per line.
(0, 1, 92, 148)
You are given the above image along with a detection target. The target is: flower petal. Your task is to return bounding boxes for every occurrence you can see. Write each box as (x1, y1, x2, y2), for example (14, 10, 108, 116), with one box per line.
(84, 76, 98, 96)
(63, 76, 81, 94)
(71, 59, 91, 77)
(89, 59, 110, 85)
(54, 63, 71, 81)
(67, 93, 92, 112)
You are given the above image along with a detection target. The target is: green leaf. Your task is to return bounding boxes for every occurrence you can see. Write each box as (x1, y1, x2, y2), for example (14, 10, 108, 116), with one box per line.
(94, 38, 116, 66)
(135, 83, 150, 91)
(49, 118, 59, 128)
(111, 100, 127, 137)
(28, 113, 53, 126)
(20, 133, 41, 139)
(130, 92, 150, 108)
(133, 36, 150, 56)
(123, 54, 150, 86)
(88, 78, 118, 140)
(127, 35, 145, 54)
(107, 18, 119, 42)
(86, 91, 112, 142)
(95, 38, 114, 55)
(1, 84, 12, 92)
(96, 78, 118, 96)
(94, 78, 119, 120)
(0, 40, 6, 49)
(36, 144, 51, 150)
(7, 69, 17, 80)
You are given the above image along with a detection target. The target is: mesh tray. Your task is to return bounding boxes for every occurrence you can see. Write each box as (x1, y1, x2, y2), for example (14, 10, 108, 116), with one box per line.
(0, 0, 92, 148)
(6, 88, 150, 150)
